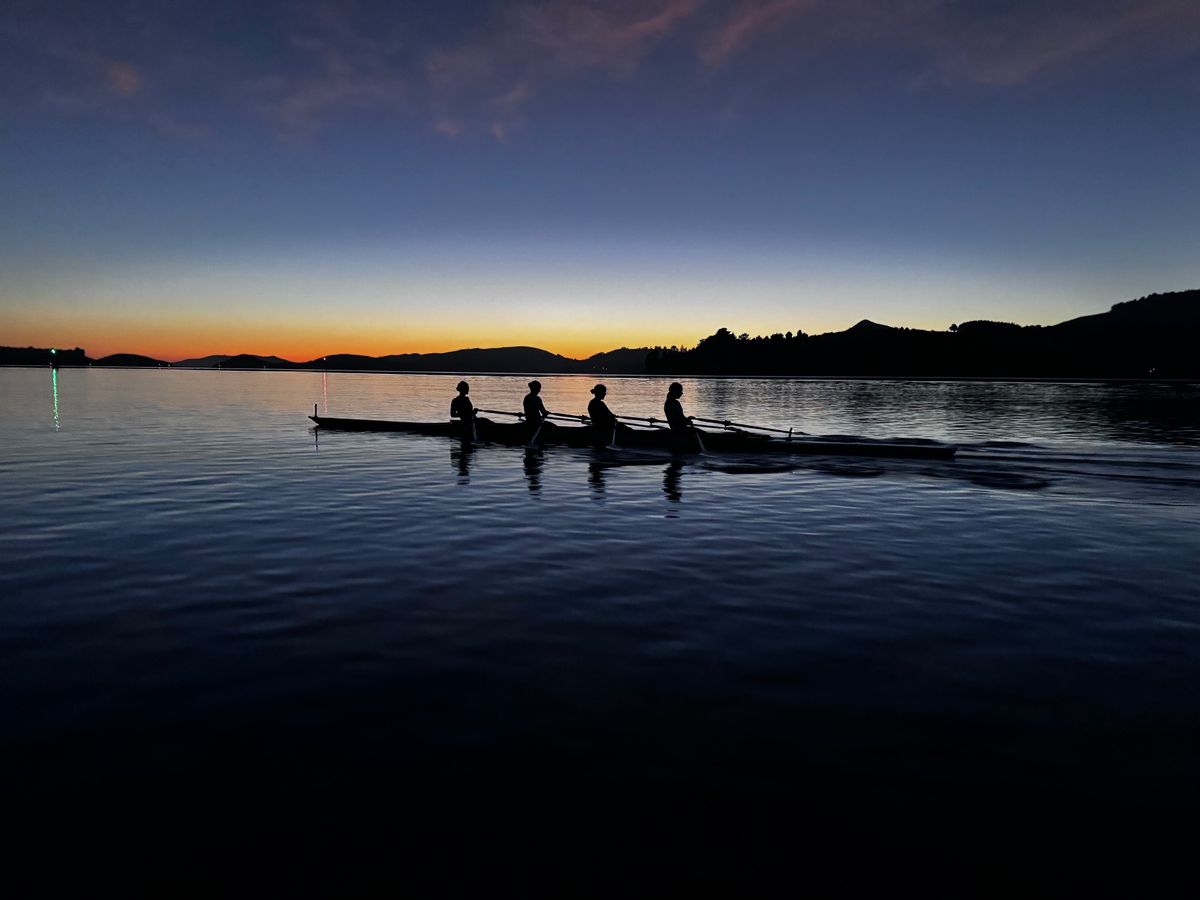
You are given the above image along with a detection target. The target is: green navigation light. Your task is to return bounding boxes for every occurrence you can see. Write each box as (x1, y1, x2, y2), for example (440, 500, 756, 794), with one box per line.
(52, 367, 60, 431)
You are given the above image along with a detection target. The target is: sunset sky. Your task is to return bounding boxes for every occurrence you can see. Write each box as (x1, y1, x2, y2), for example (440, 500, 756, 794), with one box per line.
(2, 0, 1198, 360)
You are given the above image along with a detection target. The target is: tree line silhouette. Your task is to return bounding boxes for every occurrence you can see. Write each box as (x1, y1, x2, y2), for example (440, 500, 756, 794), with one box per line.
(645, 291, 1200, 378)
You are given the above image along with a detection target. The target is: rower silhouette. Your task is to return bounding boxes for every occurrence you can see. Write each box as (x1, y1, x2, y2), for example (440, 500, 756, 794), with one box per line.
(664, 381, 697, 452)
(587, 383, 623, 448)
(523, 380, 554, 441)
(450, 380, 479, 441)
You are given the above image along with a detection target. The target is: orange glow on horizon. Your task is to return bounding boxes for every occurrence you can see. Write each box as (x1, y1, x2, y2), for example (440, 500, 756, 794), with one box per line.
(1, 316, 704, 363)
(1, 308, 958, 363)
(4, 301, 959, 363)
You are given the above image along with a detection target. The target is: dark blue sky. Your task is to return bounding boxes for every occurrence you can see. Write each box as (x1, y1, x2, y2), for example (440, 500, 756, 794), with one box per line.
(2, 0, 1198, 358)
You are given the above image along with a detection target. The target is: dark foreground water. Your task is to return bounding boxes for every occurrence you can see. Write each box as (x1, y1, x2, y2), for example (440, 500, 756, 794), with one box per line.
(3, 369, 1199, 872)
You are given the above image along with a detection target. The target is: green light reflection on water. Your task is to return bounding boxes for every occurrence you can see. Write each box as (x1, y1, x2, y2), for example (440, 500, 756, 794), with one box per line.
(51, 367, 59, 431)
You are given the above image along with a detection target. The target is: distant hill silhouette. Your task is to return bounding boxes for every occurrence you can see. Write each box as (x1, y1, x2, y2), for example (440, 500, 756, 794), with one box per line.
(175, 354, 230, 368)
(304, 346, 582, 373)
(216, 354, 297, 369)
(646, 290, 1200, 378)
(93, 353, 170, 367)
(581, 348, 653, 373)
(297, 346, 652, 374)
(175, 354, 298, 368)
(5, 290, 1197, 377)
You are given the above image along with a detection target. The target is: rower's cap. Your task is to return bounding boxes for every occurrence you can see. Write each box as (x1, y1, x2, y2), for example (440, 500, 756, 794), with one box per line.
(590, 383, 606, 394)
(528, 380, 541, 389)
(456, 380, 469, 392)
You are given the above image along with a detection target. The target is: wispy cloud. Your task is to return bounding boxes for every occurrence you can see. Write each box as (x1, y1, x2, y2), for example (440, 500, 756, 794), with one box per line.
(7, 0, 1200, 143)
(106, 61, 144, 97)
(424, 0, 703, 141)
(713, 0, 1200, 87)
(700, 0, 810, 68)
(40, 59, 147, 111)
(912, 0, 1200, 87)
(249, 2, 411, 137)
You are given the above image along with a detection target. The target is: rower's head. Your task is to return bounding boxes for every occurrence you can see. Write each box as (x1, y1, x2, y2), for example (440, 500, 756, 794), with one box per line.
(528, 380, 541, 395)
(590, 383, 607, 399)
(456, 380, 469, 395)
(668, 382, 683, 399)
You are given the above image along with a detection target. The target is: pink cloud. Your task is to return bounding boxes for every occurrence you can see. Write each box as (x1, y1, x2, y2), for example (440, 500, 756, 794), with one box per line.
(106, 61, 145, 97)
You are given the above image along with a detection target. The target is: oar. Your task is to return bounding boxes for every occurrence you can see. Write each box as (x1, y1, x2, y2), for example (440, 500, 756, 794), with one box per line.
(618, 410, 706, 450)
(690, 415, 797, 440)
(476, 407, 555, 448)
(478, 407, 524, 418)
(526, 420, 545, 449)
(613, 414, 670, 430)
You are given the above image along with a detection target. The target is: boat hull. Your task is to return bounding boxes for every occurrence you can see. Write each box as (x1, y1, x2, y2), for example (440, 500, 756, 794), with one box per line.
(309, 415, 957, 460)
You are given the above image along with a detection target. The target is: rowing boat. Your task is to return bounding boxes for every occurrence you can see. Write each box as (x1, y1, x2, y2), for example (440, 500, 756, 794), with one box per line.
(308, 414, 958, 460)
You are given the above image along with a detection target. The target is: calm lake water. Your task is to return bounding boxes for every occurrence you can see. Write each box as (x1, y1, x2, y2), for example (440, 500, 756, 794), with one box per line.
(2, 368, 1199, 855)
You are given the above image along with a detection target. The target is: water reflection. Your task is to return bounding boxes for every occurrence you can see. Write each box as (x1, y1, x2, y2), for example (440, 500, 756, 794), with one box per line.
(587, 462, 606, 500)
(523, 449, 543, 494)
(451, 444, 472, 481)
(51, 368, 59, 431)
(663, 460, 683, 503)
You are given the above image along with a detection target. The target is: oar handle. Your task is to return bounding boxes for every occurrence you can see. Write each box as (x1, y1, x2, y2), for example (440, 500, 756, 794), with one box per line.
(542, 411, 665, 430)
(691, 415, 796, 437)
(478, 408, 523, 418)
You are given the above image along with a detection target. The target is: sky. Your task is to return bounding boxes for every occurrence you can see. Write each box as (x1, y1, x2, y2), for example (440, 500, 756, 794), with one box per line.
(1, 0, 1198, 361)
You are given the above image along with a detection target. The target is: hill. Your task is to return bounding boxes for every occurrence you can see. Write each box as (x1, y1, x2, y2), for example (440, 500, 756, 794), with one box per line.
(646, 290, 1200, 377)
(581, 348, 653, 374)
(374, 346, 578, 373)
(93, 353, 170, 367)
(299, 346, 607, 374)
(217, 354, 299, 369)
(175, 355, 230, 368)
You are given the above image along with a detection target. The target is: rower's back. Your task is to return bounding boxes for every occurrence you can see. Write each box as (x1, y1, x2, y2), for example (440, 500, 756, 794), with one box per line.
(587, 384, 615, 447)
(587, 396, 613, 428)
(664, 397, 689, 432)
(450, 380, 475, 440)
(450, 393, 473, 420)
(523, 392, 547, 424)
(664, 382, 690, 433)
